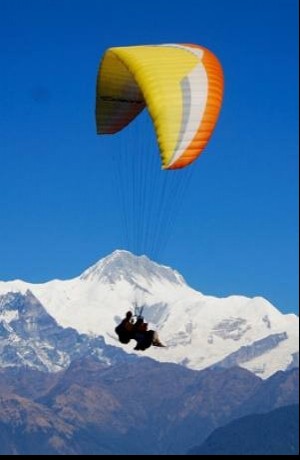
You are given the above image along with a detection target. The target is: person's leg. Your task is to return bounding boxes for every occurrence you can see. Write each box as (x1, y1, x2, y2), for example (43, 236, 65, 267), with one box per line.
(134, 331, 166, 349)
(134, 331, 151, 350)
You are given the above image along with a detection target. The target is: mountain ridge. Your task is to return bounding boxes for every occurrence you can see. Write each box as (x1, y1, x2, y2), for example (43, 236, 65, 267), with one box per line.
(0, 250, 298, 378)
(0, 290, 137, 372)
(188, 404, 299, 455)
(0, 359, 298, 455)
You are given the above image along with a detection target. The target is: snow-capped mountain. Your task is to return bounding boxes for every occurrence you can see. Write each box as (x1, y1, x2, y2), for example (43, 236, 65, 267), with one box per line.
(0, 250, 298, 378)
(0, 290, 135, 372)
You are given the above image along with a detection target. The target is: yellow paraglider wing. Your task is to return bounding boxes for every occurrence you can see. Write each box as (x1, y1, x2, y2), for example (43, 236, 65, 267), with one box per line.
(96, 44, 223, 169)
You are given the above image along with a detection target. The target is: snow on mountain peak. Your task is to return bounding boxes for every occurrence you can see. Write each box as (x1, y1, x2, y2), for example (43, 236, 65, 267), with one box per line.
(0, 290, 134, 372)
(79, 249, 186, 287)
(0, 250, 298, 379)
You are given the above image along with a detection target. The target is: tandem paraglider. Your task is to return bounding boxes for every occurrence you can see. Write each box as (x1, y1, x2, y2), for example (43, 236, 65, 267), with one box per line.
(115, 310, 166, 351)
(95, 43, 224, 339)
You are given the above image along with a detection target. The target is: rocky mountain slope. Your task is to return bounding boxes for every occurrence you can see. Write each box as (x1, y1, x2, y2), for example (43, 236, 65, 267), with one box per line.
(188, 404, 299, 455)
(0, 359, 298, 455)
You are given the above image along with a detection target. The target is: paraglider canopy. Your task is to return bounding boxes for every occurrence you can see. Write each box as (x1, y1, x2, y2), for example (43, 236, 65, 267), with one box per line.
(96, 43, 224, 170)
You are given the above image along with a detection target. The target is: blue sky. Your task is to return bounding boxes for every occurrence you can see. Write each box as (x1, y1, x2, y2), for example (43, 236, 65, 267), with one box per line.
(0, 0, 298, 314)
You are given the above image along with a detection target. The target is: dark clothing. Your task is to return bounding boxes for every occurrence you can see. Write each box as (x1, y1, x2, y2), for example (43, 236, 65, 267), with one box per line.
(115, 313, 165, 349)
(115, 317, 135, 344)
(133, 329, 156, 350)
(132, 318, 162, 350)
